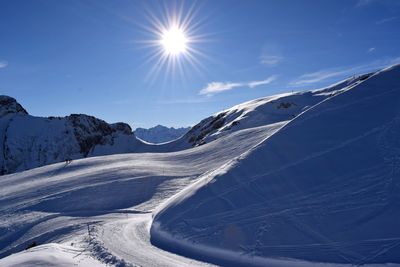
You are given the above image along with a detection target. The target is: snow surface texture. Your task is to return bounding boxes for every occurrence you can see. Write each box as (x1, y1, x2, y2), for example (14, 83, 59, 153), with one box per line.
(1, 66, 399, 266)
(0, 243, 107, 267)
(152, 65, 400, 266)
(0, 123, 281, 266)
(135, 125, 190, 144)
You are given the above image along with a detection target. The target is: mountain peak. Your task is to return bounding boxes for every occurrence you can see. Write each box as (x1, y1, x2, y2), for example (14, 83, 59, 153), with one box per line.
(0, 95, 28, 117)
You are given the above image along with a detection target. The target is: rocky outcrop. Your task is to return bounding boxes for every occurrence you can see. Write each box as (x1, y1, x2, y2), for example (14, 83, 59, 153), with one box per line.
(0, 98, 139, 175)
(0, 95, 28, 117)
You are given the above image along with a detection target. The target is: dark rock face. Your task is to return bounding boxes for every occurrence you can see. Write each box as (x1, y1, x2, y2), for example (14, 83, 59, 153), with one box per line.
(185, 112, 227, 147)
(67, 114, 122, 157)
(0, 95, 28, 117)
(277, 102, 296, 109)
(0, 96, 139, 175)
(111, 122, 133, 135)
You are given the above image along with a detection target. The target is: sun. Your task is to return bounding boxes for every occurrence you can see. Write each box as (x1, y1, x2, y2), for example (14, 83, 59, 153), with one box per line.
(160, 26, 188, 56)
(139, 2, 209, 81)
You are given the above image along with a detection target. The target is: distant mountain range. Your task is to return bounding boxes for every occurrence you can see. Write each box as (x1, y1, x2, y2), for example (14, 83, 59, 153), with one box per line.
(135, 125, 190, 144)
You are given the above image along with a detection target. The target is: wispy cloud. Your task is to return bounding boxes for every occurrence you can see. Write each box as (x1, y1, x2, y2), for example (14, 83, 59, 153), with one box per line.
(248, 76, 277, 88)
(368, 47, 376, 53)
(356, 0, 400, 8)
(289, 57, 400, 87)
(199, 82, 243, 95)
(157, 97, 216, 104)
(290, 70, 349, 87)
(200, 76, 277, 96)
(376, 16, 398, 25)
(355, 0, 375, 7)
(0, 60, 8, 69)
(260, 55, 283, 66)
(259, 44, 283, 66)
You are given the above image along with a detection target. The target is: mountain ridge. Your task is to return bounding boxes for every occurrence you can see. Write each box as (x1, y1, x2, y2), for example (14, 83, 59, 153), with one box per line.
(135, 125, 190, 144)
(151, 64, 400, 266)
(0, 70, 378, 175)
(0, 64, 399, 266)
(0, 98, 142, 175)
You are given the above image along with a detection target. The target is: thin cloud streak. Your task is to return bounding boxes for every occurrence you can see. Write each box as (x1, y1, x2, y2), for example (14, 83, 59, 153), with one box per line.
(290, 70, 348, 87)
(356, 0, 400, 8)
(260, 55, 282, 66)
(200, 75, 277, 96)
(376, 16, 398, 25)
(157, 97, 216, 104)
(248, 76, 277, 88)
(0, 60, 8, 69)
(199, 82, 242, 95)
(355, 0, 375, 7)
(289, 57, 400, 87)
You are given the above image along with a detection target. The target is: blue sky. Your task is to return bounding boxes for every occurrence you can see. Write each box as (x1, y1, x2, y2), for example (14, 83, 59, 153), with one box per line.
(1, 0, 399, 128)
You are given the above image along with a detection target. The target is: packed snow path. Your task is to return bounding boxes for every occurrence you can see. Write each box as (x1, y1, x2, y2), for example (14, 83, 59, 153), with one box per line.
(97, 214, 216, 267)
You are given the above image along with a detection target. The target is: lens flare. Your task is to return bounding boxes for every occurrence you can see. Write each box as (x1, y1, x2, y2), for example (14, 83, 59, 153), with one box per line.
(137, 2, 209, 82)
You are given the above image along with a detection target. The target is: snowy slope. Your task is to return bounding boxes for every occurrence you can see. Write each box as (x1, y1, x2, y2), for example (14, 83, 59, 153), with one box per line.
(0, 243, 107, 267)
(1, 65, 398, 267)
(135, 125, 190, 144)
(0, 73, 369, 175)
(151, 65, 400, 266)
(176, 73, 371, 148)
(0, 121, 280, 266)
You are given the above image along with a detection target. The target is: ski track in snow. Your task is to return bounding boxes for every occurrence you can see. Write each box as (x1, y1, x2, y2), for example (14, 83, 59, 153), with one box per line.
(0, 123, 284, 266)
(149, 65, 400, 267)
(96, 215, 216, 267)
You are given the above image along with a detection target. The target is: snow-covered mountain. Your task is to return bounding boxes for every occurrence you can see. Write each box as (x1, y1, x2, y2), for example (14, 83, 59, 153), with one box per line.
(135, 125, 190, 144)
(151, 65, 400, 266)
(0, 96, 144, 175)
(0, 72, 371, 175)
(176, 72, 372, 148)
(1, 65, 399, 267)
